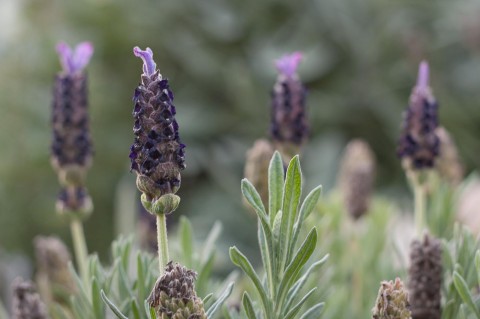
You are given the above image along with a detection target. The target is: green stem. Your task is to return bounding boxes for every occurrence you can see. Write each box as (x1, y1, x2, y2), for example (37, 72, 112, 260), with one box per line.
(156, 213, 169, 275)
(413, 179, 426, 237)
(70, 219, 89, 286)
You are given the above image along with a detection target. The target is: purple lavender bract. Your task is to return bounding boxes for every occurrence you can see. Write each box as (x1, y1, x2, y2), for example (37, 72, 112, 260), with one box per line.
(397, 61, 440, 170)
(270, 52, 309, 159)
(130, 47, 185, 201)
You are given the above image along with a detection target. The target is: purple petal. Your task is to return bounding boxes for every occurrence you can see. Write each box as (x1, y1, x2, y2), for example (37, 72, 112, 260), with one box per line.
(275, 52, 303, 77)
(56, 42, 74, 73)
(56, 41, 94, 74)
(416, 60, 429, 90)
(133, 46, 157, 76)
(71, 42, 94, 73)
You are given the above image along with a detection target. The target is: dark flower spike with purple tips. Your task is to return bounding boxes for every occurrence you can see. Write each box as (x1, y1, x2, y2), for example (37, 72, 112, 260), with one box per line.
(130, 46, 185, 204)
(56, 42, 94, 74)
(51, 41, 94, 217)
(397, 61, 440, 170)
(270, 51, 309, 160)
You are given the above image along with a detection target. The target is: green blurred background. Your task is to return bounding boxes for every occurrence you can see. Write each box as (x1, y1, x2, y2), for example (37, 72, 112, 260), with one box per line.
(0, 0, 479, 274)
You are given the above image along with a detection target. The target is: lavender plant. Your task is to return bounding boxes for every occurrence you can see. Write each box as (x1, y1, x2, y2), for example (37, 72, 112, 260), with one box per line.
(51, 41, 94, 286)
(231, 151, 327, 319)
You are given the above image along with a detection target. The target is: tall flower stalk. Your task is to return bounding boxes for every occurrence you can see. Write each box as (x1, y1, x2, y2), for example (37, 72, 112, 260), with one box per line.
(130, 47, 185, 274)
(51, 42, 94, 284)
(397, 61, 440, 236)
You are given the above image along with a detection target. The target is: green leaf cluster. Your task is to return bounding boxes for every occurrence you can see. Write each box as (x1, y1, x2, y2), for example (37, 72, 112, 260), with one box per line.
(230, 152, 327, 319)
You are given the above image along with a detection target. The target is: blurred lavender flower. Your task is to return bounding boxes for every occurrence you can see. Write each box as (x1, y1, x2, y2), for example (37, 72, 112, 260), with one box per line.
(408, 233, 442, 319)
(270, 52, 309, 160)
(338, 139, 376, 220)
(397, 61, 440, 170)
(51, 42, 94, 217)
(130, 47, 185, 206)
(11, 279, 49, 319)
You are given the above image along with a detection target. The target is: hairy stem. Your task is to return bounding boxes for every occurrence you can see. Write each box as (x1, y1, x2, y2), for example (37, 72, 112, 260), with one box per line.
(157, 213, 169, 274)
(70, 219, 89, 285)
(413, 179, 426, 237)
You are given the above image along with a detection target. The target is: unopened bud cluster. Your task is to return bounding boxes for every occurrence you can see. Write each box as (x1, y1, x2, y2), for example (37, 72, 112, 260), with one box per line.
(11, 279, 49, 319)
(148, 262, 206, 319)
(270, 52, 309, 160)
(372, 278, 411, 319)
(51, 42, 94, 218)
(338, 139, 376, 219)
(397, 61, 440, 170)
(408, 233, 442, 319)
(130, 47, 185, 212)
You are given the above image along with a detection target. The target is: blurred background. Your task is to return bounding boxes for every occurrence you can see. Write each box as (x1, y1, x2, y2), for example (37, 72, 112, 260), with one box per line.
(0, 0, 479, 297)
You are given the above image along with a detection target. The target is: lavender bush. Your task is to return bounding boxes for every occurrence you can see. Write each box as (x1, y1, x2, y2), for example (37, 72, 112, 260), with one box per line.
(1, 15, 480, 319)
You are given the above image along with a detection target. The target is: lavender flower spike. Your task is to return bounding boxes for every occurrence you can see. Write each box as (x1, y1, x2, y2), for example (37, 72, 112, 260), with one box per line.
(131, 46, 185, 210)
(270, 51, 309, 161)
(275, 52, 302, 78)
(51, 41, 94, 217)
(133, 46, 157, 76)
(56, 42, 94, 74)
(397, 61, 440, 170)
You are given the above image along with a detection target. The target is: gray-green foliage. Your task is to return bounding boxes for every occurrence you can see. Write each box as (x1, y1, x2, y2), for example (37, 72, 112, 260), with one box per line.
(230, 152, 327, 319)
(443, 225, 480, 319)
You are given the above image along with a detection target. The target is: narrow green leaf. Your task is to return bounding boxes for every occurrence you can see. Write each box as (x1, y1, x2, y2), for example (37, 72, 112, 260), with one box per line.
(242, 292, 258, 319)
(258, 222, 274, 298)
(284, 288, 317, 319)
(144, 300, 155, 319)
(289, 185, 322, 260)
(202, 221, 222, 264)
(203, 293, 213, 305)
(453, 271, 480, 318)
(299, 302, 324, 319)
(51, 304, 71, 319)
(230, 247, 271, 317)
(131, 299, 141, 319)
(91, 278, 104, 319)
(68, 262, 91, 307)
(283, 255, 329, 313)
(136, 253, 146, 309)
(197, 251, 216, 296)
(206, 282, 235, 318)
(101, 290, 128, 319)
(279, 155, 302, 272)
(269, 151, 284, 225)
(179, 216, 194, 268)
(475, 250, 480, 286)
(276, 228, 317, 308)
(242, 179, 269, 226)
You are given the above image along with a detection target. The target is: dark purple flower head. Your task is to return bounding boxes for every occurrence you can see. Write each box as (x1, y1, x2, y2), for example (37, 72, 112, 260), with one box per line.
(56, 42, 94, 74)
(51, 42, 93, 194)
(397, 61, 440, 170)
(270, 52, 309, 160)
(130, 47, 185, 201)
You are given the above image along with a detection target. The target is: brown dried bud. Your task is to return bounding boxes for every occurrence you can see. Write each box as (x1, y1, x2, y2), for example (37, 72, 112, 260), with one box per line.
(338, 139, 376, 219)
(408, 233, 442, 319)
(11, 278, 49, 319)
(434, 127, 463, 186)
(34, 236, 76, 304)
(372, 278, 411, 319)
(148, 262, 206, 319)
(244, 139, 275, 209)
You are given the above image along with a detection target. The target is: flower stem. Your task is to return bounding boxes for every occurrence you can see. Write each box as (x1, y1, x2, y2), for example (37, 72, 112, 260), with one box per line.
(70, 219, 89, 285)
(156, 213, 169, 275)
(413, 178, 426, 237)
